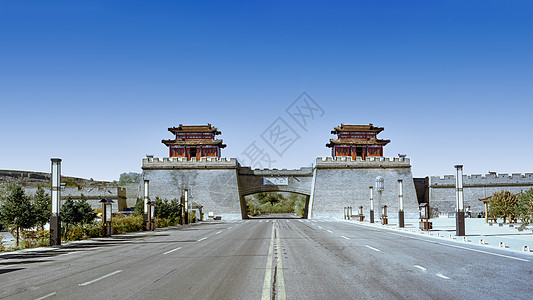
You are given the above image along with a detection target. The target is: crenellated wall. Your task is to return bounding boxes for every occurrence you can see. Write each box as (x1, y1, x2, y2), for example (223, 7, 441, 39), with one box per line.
(428, 173, 533, 214)
(311, 157, 418, 219)
(142, 156, 419, 220)
(142, 157, 243, 220)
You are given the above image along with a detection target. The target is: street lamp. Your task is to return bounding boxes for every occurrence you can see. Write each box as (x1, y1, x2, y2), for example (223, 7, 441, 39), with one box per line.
(184, 189, 189, 225)
(398, 179, 405, 228)
(375, 176, 384, 222)
(100, 198, 114, 237)
(143, 179, 149, 230)
(147, 200, 156, 231)
(455, 165, 465, 236)
(50, 158, 62, 246)
(369, 186, 374, 223)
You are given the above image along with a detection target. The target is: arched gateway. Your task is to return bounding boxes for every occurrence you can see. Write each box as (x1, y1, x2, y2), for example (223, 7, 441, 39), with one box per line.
(142, 123, 419, 220)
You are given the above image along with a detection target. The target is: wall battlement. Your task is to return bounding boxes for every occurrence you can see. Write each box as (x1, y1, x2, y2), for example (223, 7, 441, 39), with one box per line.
(239, 167, 313, 176)
(142, 157, 238, 170)
(316, 156, 410, 169)
(430, 172, 533, 188)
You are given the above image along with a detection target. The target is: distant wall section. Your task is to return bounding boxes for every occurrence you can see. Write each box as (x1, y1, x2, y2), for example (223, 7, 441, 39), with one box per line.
(428, 173, 533, 214)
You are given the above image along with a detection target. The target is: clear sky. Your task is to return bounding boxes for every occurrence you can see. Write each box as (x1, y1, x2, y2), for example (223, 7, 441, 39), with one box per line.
(1, 0, 531, 181)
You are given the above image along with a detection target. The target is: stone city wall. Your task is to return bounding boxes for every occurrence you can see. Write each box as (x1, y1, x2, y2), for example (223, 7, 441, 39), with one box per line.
(142, 158, 242, 220)
(428, 173, 533, 214)
(311, 157, 419, 219)
(23, 186, 128, 212)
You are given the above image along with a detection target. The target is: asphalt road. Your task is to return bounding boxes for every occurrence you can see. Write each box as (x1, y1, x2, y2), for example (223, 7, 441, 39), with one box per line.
(1, 218, 532, 300)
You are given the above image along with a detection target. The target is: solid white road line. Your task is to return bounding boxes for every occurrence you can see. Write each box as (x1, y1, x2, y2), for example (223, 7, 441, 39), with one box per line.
(163, 247, 182, 255)
(436, 273, 450, 279)
(262, 224, 276, 300)
(35, 292, 57, 300)
(340, 236, 350, 240)
(197, 237, 208, 242)
(414, 265, 427, 272)
(364, 245, 381, 252)
(79, 270, 123, 286)
(275, 227, 287, 300)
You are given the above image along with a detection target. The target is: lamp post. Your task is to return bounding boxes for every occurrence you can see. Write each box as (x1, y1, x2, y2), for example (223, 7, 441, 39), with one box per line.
(50, 158, 62, 246)
(455, 165, 465, 236)
(398, 179, 405, 228)
(375, 176, 384, 222)
(184, 189, 189, 225)
(147, 200, 155, 230)
(369, 186, 374, 223)
(143, 179, 149, 230)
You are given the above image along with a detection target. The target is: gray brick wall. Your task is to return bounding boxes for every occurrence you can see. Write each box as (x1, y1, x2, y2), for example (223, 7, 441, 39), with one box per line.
(429, 173, 533, 214)
(311, 157, 419, 219)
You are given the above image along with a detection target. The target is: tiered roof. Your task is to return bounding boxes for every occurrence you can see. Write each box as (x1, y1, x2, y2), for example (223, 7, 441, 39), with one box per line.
(326, 123, 390, 148)
(162, 123, 226, 148)
(168, 123, 221, 135)
(331, 123, 384, 134)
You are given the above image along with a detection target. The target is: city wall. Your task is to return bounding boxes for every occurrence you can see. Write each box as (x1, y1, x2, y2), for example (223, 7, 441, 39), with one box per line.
(142, 156, 420, 220)
(142, 157, 243, 220)
(312, 157, 419, 219)
(428, 173, 533, 214)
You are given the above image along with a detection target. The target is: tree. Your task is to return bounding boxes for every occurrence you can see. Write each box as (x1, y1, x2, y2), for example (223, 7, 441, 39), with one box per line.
(118, 172, 142, 185)
(78, 194, 96, 225)
(61, 195, 96, 230)
(489, 190, 519, 223)
(33, 186, 51, 230)
(61, 197, 80, 232)
(0, 185, 35, 247)
(515, 189, 533, 227)
(133, 197, 144, 215)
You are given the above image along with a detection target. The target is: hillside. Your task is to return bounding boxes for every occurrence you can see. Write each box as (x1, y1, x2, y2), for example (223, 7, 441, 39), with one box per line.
(0, 170, 114, 188)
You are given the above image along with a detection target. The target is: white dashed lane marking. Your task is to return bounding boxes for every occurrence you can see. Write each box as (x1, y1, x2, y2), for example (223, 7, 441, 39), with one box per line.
(364, 245, 380, 252)
(414, 265, 427, 272)
(163, 247, 182, 255)
(79, 270, 123, 286)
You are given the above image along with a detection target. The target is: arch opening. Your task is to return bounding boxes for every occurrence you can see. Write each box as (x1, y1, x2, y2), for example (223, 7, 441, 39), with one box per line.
(243, 192, 310, 219)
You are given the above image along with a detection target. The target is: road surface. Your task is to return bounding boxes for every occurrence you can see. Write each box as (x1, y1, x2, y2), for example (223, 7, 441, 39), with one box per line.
(1, 218, 531, 299)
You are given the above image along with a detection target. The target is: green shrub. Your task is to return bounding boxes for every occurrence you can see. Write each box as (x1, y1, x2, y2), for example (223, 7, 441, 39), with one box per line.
(111, 215, 144, 234)
(22, 229, 49, 248)
(63, 223, 100, 241)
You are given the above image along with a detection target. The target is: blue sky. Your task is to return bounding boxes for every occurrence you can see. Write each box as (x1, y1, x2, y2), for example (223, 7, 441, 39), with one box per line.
(1, 0, 531, 181)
